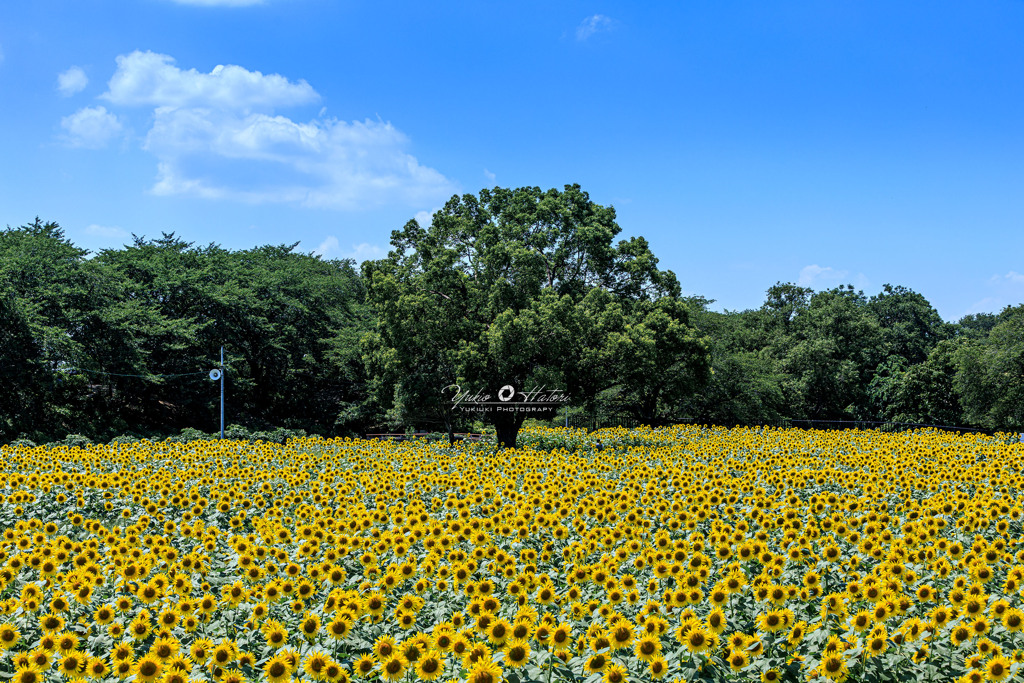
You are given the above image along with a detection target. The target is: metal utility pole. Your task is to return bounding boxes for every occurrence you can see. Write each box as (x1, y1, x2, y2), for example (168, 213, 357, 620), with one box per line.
(210, 348, 225, 439)
(220, 346, 225, 440)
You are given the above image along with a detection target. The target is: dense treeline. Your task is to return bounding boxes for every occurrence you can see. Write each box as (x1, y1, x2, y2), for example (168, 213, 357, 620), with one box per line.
(0, 219, 370, 444)
(682, 284, 1023, 431)
(1, 209, 1022, 444)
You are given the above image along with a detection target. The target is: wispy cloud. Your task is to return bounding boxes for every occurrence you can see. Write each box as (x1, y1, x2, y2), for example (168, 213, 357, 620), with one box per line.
(347, 243, 387, 262)
(797, 264, 869, 291)
(64, 50, 455, 209)
(60, 106, 123, 149)
(967, 271, 1024, 315)
(414, 207, 442, 228)
(57, 66, 89, 96)
(797, 264, 844, 288)
(313, 237, 386, 263)
(990, 271, 1024, 285)
(313, 236, 341, 258)
(483, 168, 496, 183)
(964, 297, 1000, 316)
(576, 14, 615, 41)
(84, 223, 128, 238)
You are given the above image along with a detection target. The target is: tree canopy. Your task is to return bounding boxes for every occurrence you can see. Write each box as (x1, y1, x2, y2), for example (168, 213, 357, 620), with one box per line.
(362, 185, 710, 447)
(0, 220, 369, 443)
(1, 202, 1022, 445)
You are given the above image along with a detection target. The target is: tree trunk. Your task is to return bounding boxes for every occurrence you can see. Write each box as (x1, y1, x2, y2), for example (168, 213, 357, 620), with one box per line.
(442, 411, 457, 446)
(495, 422, 518, 449)
(493, 412, 527, 449)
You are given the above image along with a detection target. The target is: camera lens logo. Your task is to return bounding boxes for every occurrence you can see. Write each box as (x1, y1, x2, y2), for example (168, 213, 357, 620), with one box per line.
(497, 385, 516, 402)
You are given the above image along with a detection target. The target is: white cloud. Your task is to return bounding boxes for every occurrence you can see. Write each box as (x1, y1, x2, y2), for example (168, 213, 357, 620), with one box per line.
(797, 264, 844, 288)
(576, 14, 615, 41)
(414, 207, 442, 228)
(144, 109, 453, 208)
(967, 271, 1024, 315)
(347, 243, 387, 262)
(483, 168, 496, 183)
(84, 50, 454, 209)
(57, 66, 89, 96)
(990, 271, 1024, 285)
(797, 264, 868, 291)
(102, 50, 317, 109)
(60, 106, 123, 149)
(313, 236, 341, 258)
(313, 237, 386, 263)
(84, 223, 128, 238)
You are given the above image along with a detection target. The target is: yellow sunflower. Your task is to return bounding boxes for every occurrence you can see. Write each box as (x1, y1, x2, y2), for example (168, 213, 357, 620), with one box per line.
(133, 655, 162, 683)
(466, 658, 502, 683)
(264, 654, 293, 683)
(415, 651, 444, 681)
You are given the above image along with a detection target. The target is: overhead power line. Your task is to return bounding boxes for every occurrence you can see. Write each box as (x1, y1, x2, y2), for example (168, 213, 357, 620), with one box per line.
(54, 366, 208, 379)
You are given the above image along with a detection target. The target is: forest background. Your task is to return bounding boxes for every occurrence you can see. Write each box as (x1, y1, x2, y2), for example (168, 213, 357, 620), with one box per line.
(2, 196, 1022, 446)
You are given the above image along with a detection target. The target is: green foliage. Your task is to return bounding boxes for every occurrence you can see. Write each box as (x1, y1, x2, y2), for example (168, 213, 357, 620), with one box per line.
(0, 220, 373, 444)
(223, 423, 251, 440)
(605, 297, 710, 422)
(2, 207, 1023, 441)
(62, 433, 93, 449)
(0, 218, 96, 440)
(955, 311, 999, 339)
(678, 306, 790, 425)
(686, 280, 1019, 431)
(270, 426, 306, 444)
(868, 284, 951, 366)
(954, 305, 1024, 430)
(780, 286, 882, 420)
(875, 340, 963, 425)
(363, 184, 709, 447)
(164, 427, 214, 443)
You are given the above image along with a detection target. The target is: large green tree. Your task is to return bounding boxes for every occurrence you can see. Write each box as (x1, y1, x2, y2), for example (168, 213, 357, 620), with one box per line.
(362, 184, 709, 447)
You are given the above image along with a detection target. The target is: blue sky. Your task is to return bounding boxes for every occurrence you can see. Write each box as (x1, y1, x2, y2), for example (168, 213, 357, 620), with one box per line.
(1, 1, 1022, 320)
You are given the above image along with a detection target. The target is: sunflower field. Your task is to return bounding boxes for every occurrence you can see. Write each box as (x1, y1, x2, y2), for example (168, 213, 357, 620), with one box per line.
(2, 426, 1024, 683)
